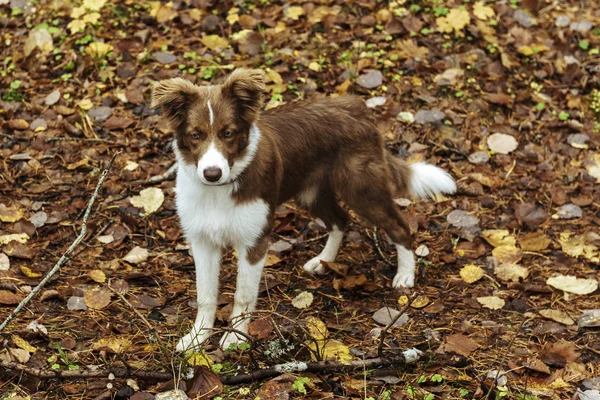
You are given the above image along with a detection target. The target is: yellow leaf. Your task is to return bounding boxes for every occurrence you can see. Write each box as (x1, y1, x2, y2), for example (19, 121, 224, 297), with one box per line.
(411, 295, 430, 309)
(70, 6, 86, 19)
(265, 69, 282, 85)
(309, 339, 352, 364)
(187, 350, 214, 367)
(130, 187, 165, 215)
(12, 335, 37, 353)
(274, 21, 286, 34)
(336, 79, 352, 94)
(226, 12, 239, 25)
(264, 254, 281, 266)
(67, 157, 90, 170)
(20, 266, 42, 278)
(85, 42, 114, 58)
(518, 46, 534, 56)
(78, 98, 94, 110)
(83, 0, 106, 11)
(285, 6, 304, 21)
(436, 8, 470, 36)
(586, 153, 600, 183)
(547, 275, 598, 295)
(0, 233, 29, 246)
(93, 337, 132, 353)
(473, 1, 495, 20)
(492, 245, 522, 264)
(460, 264, 484, 284)
(519, 231, 551, 252)
(307, 5, 341, 24)
(292, 291, 313, 309)
(494, 263, 529, 282)
(539, 309, 575, 326)
(88, 269, 106, 283)
(0, 203, 23, 223)
(308, 61, 322, 72)
(83, 12, 101, 24)
(188, 9, 203, 21)
(396, 39, 429, 60)
(397, 295, 408, 306)
(477, 296, 505, 310)
(558, 232, 599, 262)
(481, 229, 516, 248)
(306, 317, 328, 341)
(67, 19, 86, 34)
(201, 35, 229, 51)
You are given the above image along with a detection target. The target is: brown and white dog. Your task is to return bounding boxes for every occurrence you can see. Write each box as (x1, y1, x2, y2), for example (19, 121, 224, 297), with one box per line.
(151, 69, 456, 352)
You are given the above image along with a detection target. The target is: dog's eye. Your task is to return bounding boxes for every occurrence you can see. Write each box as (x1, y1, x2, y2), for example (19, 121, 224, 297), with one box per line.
(190, 132, 201, 140)
(223, 130, 234, 138)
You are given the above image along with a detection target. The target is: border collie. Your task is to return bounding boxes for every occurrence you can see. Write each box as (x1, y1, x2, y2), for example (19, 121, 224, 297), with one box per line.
(151, 69, 456, 352)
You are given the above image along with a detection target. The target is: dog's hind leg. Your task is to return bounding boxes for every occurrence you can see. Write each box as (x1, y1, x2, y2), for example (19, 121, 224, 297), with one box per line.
(299, 183, 349, 274)
(220, 237, 269, 350)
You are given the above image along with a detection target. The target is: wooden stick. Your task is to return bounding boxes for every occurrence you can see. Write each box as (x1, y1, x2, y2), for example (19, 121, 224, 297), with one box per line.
(0, 151, 120, 333)
(377, 291, 420, 358)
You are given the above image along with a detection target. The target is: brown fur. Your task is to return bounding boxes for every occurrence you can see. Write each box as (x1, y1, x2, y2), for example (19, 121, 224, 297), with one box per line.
(152, 69, 413, 262)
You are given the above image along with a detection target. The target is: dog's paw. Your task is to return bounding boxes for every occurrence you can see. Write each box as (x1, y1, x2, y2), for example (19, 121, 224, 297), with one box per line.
(303, 257, 326, 274)
(219, 331, 248, 351)
(392, 272, 415, 289)
(176, 329, 210, 352)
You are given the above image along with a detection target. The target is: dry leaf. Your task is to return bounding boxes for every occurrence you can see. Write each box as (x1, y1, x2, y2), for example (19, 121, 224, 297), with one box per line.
(306, 317, 328, 341)
(186, 366, 223, 399)
(0, 203, 23, 223)
(437, 333, 478, 357)
(0, 253, 9, 271)
(308, 339, 352, 364)
(411, 295, 430, 309)
(519, 232, 551, 252)
(436, 8, 470, 36)
(12, 335, 37, 353)
(0, 233, 30, 245)
(586, 153, 600, 183)
(481, 230, 516, 248)
(473, 1, 495, 20)
(9, 348, 30, 363)
(487, 133, 518, 154)
(372, 307, 409, 327)
(130, 187, 164, 215)
(292, 291, 314, 309)
(264, 254, 281, 267)
(124, 246, 149, 264)
(85, 42, 114, 58)
(460, 264, 484, 284)
(285, 6, 304, 20)
(494, 263, 529, 282)
(84, 288, 112, 310)
(307, 5, 341, 24)
(88, 270, 106, 283)
(559, 232, 599, 262)
(539, 309, 575, 326)
(0, 290, 23, 305)
(546, 275, 598, 295)
(187, 350, 214, 367)
(24, 29, 54, 57)
(477, 296, 505, 310)
(396, 39, 429, 60)
(20, 266, 42, 278)
(492, 245, 522, 264)
(248, 318, 273, 340)
(201, 35, 229, 51)
(92, 337, 131, 353)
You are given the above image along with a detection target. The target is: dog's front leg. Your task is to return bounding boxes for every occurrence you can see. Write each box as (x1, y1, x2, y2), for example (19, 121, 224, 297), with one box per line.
(219, 238, 268, 351)
(176, 237, 221, 352)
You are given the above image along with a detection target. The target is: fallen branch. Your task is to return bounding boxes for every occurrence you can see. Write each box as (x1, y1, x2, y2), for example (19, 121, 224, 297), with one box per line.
(0, 151, 120, 333)
(133, 162, 177, 186)
(2, 349, 427, 385)
(378, 291, 420, 359)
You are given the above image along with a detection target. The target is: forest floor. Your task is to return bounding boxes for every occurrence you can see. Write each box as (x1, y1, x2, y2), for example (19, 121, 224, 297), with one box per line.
(1, 0, 600, 399)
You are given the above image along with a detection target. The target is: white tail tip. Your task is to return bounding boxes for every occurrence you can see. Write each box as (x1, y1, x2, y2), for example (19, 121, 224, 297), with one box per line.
(409, 162, 456, 200)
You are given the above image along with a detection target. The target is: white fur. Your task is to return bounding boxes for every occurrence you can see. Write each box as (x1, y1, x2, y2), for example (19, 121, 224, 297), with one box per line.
(230, 124, 261, 182)
(393, 244, 415, 288)
(303, 225, 343, 274)
(297, 185, 318, 207)
(409, 162, 456, 200)
(207, 99, 214, 126)
(219, 247, 266, 350)
(197, 142, 230, 185)
(174, 131, 269, 351)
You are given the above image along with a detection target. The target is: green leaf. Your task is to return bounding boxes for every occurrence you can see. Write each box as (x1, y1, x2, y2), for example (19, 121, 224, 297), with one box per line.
(10, 80, 21, 89)
(535, 102, 545, 111)
(579, 40, 590, 50)
(292, 377, 310, 395)
(430, 373, 443, 382)
(558, 111, 570, 121)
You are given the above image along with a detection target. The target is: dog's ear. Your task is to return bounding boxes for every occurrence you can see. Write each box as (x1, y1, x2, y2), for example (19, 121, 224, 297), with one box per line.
(222, 69, 265, 122)
(151, 78, 199, 123)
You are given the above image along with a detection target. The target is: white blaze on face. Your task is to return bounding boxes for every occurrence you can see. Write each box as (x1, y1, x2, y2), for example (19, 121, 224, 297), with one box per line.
(197, 142, 230, 185)
(207, 99, 214, 126)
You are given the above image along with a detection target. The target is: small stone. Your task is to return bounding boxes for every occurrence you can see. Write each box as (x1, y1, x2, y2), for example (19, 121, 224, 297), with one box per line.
(45, 89, 61, 106)
(552, 204, 582, 220)
(30, 118, 47, 131)
(414, 109, 445, 124)
(153, 51, 177, 64)
(447, 210, 479, 228)
(396, 111, 414, 123)
(357, 69, 383, 89)
(555, 15, 570, 27)
(570, 20, 592, 33)
(514, 9, 536, 27)
(365, 96, 387, 108)
(67, 296, 87, 311)
(88, 106, 113, 121)
(468, 151, 489, 165)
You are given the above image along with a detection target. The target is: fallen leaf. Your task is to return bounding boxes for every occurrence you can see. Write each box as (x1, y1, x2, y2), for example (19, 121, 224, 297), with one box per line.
(481, 230, 516, 248)
(124, 246, 149, 264)
(494, 263, 529, 282)
(415, 245, 430, 257)
(396, 39, 429, 60)
(492, 245, 522, 264)
(372, 307, 409, 327)
(411, 295, 430, 309)
(0, 203, 23, 223)
(447, 210, 479, 228)
(473, 1, 495, 20)
(24, 28, 53, 57)
(285, 5, 304, 20)
(539, 309, 576, 326)
(307, 5, 341, 24)
(523, 358, 551, 374)
(578, 310, 600, 328)
(186, 366, 223, 398)
(292, 291, 313, 309)
(256, 379, 291, 400)
(12, 335, 36, 353)
(586, 153, 600, 183)
(130, 187, 164, 215)
(248, 318, 273, 340)
(0, 253, 9, 271)
(357, 70, 383, 89)
(460, 264, 484, 284)
(559, 232, 599, 262)
(84, 288, 112, 310)
(187, 351, 213, 367)
(92, 337, 131, 353)
(333, 274, 367, 290)
(487, 133, 518, 154)
(552, 204, 583, 220)
(309, 339, 352, 364)
(0, 233, 30, 245)
(85, 42, 114, 58)
(264, 254, 281, 267)
(201, 35, 229, 51)
(20, 266, 42, 278)
(436, 8, 470, 36)
(519, 232, 552, 252)
(306, 317, 328, 341)
(547, 275, 598, 295)
(322, 261, 349, 276)
(88, 270, 106, 283)
(9, 348, 30, 363)
(477, 296, 505, 310)
(437, 333, 478, 357)
(0, 290, 22, 305)
(515, 202, 547, 229)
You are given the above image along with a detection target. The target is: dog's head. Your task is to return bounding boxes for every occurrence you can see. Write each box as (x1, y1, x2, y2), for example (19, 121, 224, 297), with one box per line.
(151, 69, 265, 186)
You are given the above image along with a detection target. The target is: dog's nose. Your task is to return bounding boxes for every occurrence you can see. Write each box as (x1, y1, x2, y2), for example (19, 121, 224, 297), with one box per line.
(203, 167, 222, 182)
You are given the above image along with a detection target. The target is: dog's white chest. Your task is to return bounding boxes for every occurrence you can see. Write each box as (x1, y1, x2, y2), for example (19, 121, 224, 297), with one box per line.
(175, 165, 269, 248)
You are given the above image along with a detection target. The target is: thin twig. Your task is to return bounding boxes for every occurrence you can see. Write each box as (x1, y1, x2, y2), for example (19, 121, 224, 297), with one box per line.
(370, 227, 395, 267)
(46, 137, 114, 143)
(377, 291, 420, 358)
(1, 361, 172, 380)
(0, 151, 120, 333)
(132, 162, 177, 186)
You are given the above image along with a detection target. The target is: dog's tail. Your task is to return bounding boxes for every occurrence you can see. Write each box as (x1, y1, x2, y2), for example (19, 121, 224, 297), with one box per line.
(386, 155, 456, 200)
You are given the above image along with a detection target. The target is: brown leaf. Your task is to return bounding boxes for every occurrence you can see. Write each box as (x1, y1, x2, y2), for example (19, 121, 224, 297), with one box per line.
(0, 290, 24, 305)
(322, 261, 349, 276)
(129, 294, 166, 310)
(515, 202, 547, 229)
(523, 357, 551, 374)
(486, 93, 513, 106)
(436, 334, 478, 357)
(104, 115, 135, 130)
(186, 366, 223, 399)
(83, 288, 112, 310)
(256, 379, 292, 400)
(333, 274, 367, 290)
(248, 318, 273, 340)
(519, 232, 551, 252)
